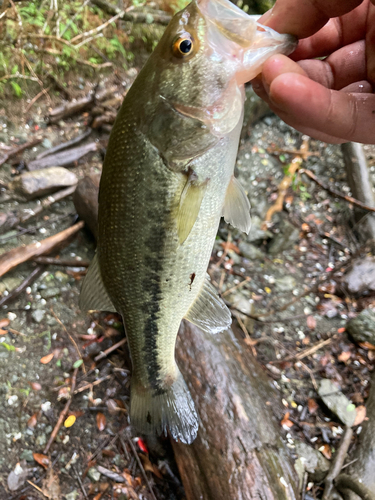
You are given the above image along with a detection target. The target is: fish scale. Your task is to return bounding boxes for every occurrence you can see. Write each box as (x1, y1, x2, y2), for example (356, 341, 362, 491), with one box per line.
(80, 0, 296, 443)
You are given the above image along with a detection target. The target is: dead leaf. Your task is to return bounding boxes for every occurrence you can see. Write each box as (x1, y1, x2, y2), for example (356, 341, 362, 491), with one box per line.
(40, 353, 54, 364)
(29, 381, 42, 391)
(96, 412, 106, 431)
(27, 413, 38, 429)
(140, 454, 163, 479)
(301, 223, 310, 232)
(337, 327, 346, 334)
(353, 406, 367, 426)
(281, 412, 294, 428)
(0, 318, 10, 328)
(221, 241, 240, 254)
(319, 444, 332, 459)
(306, 315, 316, 330)
(338, 351, 351, 363)
(359, 341, 375, 350)
(33, 453, 50, 469)
(308, 398, 319, 415)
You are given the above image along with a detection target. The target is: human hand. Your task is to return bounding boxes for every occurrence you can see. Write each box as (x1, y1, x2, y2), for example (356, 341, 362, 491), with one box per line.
(252, 0, 375, 144)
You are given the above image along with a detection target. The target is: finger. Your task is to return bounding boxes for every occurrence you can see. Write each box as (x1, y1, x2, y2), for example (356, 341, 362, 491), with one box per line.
(260, 0, 365, 39)
(298, 41, 367, 89)
(367, 2, 375, 83)
(268, 73, 375, 144)
(341, 81, 373, 92)
(262, 45, 367, 92)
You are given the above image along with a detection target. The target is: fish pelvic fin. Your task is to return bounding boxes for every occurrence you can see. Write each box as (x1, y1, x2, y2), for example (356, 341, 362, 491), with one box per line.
(185, 275, 232, 334)
(79, 253, 117, 312)
(223, 175, 251, 234)
(130, 372, 198, 444)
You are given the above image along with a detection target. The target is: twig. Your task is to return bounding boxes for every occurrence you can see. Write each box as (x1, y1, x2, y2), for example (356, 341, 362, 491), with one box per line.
(0, 220, 84, 277)
(90, 0, 171, 25)
(43, 366, 79, 454)
(128, 438, 157, 500)
(74, 375, 111, 394)
(322, 426, 353, 500)
(88, 434, 117, 462)
(118, 434, 130, 462)
(72, 464, 89, 500)
(0, 137, 43, 167)
(25, 85, 52, 113)
(27, 33, 76, 48)
(222, 277, 251, 297)
(0, 265, 45, 307)
(96, 465, 125, 482)
(50, 308, 86, 374)
(271, 337, 334, 364)
(26, 480, 47, 497)
(34, 256, 90, 267)
(94, 338, 127, 362)
(36, 129, 92, 159)
(335, 474, 375, 500)
(300, 168, 375, 213)
(37, 48, 113, 69)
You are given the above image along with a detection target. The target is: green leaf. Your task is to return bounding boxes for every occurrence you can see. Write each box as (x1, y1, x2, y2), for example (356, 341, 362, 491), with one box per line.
(56, 359, 62, 367)
(73, 359, 83, 369)
(11, 64, 18, 74)
(0, 342, 15, 351)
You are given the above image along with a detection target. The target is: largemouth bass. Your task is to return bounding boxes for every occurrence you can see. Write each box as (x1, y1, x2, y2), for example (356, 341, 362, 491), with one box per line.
(80, 0, 295, 444)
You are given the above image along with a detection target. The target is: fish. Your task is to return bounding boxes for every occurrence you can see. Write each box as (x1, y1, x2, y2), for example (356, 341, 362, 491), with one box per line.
(80, 0, 296, 444)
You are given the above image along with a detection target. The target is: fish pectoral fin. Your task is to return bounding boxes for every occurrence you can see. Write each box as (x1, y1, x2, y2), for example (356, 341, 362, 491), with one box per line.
(177, 173, 208, 245)
(79, 253, 117, 312)
(184, 275, 232, 334)
(222, 175, 251, 234)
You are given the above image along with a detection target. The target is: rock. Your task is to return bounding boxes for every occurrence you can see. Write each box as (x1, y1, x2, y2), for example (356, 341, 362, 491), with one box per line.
(238, 241, 264, 260)
(87, 467, 101, 482)
(7, 461, 29, 491)
(268, 219, 300, 255)
(274, 275, 296, 292)
(40, 287, 60, 299)
(318, 379, 356, 427)
(347, 308, 375, 345)
(65, 491, 79, 500)
(20, 449, 34, 463)
(343, 257, 375, 295)
(32, 309, 46, 323)
(9, 167, 77, 200)
(247, 216, 272, 243)
(295, 441, 330, 482)
(73, 174, 101, 239)
(55, 271, 69, 283)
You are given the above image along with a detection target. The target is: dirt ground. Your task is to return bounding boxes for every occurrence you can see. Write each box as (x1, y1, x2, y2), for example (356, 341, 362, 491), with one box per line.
(0, 75, 375, 499)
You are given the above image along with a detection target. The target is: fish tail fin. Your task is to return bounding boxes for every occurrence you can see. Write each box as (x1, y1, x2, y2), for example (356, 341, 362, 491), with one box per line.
(130, 372, 198, 444)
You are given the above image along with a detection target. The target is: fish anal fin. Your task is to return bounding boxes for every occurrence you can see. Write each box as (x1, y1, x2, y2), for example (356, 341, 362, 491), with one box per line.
(185, 275, 232, 334)
(223, 175, 251, 234)
(177, 172, 208, 245)
(79, 253, 116, 312)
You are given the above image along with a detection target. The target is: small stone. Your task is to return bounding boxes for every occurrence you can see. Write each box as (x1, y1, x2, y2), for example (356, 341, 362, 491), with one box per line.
(238, 241, 264, 260)
(247, 216, 272, 243)
(55, 271, 69, 283)
(40, 287, 60, 299)
(87, 467, 101, 482)
(9, 167, 77, 201)
(295, 441, 330, 482)
(32, 309, 45, 323)
(65, 490, 79, 500)
(20, 449, 34, 462)
(347, 308, 375, 345)
(35, 433, 47, 447)
(343, 257, 375, 295)
(268, 219, 300, 255)
(318, 379, 356, 427)
(274, 276, 296, 292)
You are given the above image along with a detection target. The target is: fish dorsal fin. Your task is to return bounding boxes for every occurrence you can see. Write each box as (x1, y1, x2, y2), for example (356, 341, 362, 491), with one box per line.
(222, 175, 251, 234)
(80, 253, 117, 312)
(184, 275, 232, 334)
(177, 173, 207, 245)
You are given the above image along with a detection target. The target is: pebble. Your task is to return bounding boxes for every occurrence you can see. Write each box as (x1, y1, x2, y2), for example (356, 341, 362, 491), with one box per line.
(32, 309, 45, 323)
(87, 467, 101, 482)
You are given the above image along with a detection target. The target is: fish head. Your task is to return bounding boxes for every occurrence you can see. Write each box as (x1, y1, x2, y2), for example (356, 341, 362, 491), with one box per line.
(146, 0, 296, 163)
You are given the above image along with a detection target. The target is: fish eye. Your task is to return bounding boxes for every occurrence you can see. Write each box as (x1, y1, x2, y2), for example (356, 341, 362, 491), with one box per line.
(172, 34, 193, 58)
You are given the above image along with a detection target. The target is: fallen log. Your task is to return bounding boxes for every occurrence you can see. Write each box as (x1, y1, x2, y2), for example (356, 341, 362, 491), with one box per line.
(36, 129, 92, 159)
(27, 142, 97, 171)
(47, 94, 95, 123)
(90, 0, 171, 25)
(73, 173, 299, 499)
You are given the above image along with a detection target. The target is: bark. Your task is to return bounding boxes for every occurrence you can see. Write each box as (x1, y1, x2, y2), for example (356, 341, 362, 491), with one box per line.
(27, 143, 97, 171)
(345, 373, 375, 500)
(73, 174, 299, 500)
(341, 142, 375, 242)
(173, 322, 299, 500)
